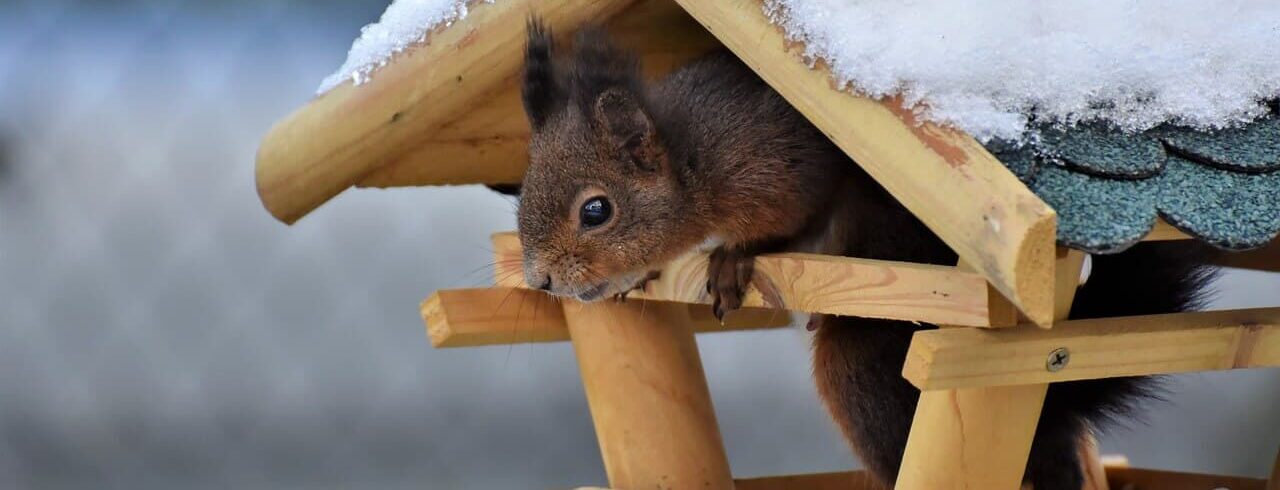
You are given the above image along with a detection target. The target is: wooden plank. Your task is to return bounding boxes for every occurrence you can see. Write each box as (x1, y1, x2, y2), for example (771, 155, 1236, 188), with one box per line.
(903, 307, 1280, 391)
(357, 0, 722, 188)
(670, 0, 1057, 326)
(734, 471, 883, 490)
(492, 232, 996, 327)
(255, 0, 640, 223)
(1053, 249, 1088, 322)
(1142, 219, 1193, 241)
(953, 259, 1019, 328)
(1106, 467, 1267, 490)
(423, 288, 791, 348)
(895, 385, 1049, 490)
(1216, 237, 1280, 273)
(562, 300, 733, 489)
(1081, 434, 1110, 490)
(896, 248, 1082, 490)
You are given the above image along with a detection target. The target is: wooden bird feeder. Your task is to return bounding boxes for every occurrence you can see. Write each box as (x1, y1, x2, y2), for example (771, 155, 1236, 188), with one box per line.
(255, 0, 1280, 488)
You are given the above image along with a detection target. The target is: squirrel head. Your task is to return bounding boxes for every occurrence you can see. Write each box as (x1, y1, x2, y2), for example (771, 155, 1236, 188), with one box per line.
(514, 21, 692, 301)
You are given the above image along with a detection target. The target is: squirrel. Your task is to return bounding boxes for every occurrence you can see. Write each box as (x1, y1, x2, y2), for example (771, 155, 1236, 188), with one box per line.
(503, 22, 1218, 490)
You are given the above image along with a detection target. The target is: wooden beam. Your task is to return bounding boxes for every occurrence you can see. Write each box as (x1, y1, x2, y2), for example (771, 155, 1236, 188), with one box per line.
(255, 0, 640, 223)
(1106, 467, 1267, 490)
(896, 250, 1081, 490)
(422, 288, 791, 348)
(572, 465, 1271, 490)
(1142, 218, 1193, 241)
(904, 307, 1280, 391)
(492, 232, 997, 327)
(356, 0, 722, 189)
(563, 300, 734, 489)
(896, 385, 1048, 490)
(670, 0, 1057, 326)
(1216, 237, 1280, 273)
(734, 471, 882, 490)
(1080, 434, 1110, 490)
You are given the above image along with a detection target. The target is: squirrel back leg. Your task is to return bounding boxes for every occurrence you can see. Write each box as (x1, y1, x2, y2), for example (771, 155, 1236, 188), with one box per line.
(810, 314, 921, 487)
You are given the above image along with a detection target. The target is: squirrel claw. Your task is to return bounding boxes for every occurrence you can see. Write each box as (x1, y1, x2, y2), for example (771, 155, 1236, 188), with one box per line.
(712, 298, 726, 324)
(706, 245, 753, 325)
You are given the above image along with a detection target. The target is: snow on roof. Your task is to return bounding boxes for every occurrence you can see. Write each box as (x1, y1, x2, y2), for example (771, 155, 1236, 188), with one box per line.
(765, 0, 1280, 141)
(321, 0, 1280, 142)
(317, 0, 492, 94)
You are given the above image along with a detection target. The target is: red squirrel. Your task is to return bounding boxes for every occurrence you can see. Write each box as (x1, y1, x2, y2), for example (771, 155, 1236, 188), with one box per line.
(504, 22, 1217, 490)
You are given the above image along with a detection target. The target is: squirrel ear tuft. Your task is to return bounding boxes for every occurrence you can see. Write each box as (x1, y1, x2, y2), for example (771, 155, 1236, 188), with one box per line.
(522, 18, 565, 129)
(593, 89, 663, 172)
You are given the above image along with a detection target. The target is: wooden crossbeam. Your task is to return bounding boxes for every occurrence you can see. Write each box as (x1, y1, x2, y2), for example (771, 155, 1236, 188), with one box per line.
(1217, 237, 1280, 273)
(1142, 219, 1192, 241)
(574, 466, 1269, 490)
(355, 0, 721, 189)
(492, 232, 1001, 327)
(255, 0, 643, 223)
(422, 288, 791, 348)
(734, 471, 882, 490)
(670, 0, 1058, 326)
(903, 307, 1280, 391)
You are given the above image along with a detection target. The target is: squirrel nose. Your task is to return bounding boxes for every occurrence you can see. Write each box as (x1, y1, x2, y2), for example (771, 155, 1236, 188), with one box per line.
(536, 276, 553, 292)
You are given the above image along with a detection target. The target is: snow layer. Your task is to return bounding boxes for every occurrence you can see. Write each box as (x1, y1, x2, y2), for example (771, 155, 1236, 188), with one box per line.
(764, 0, 1280, 141)
(317, 0, 492, 94)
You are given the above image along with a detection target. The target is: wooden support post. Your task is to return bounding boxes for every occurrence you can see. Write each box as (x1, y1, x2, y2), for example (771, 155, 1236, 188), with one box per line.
(562, 300, 734, 489)
(896, 249, 1085, 490)
(1080, 434, 1109, 490)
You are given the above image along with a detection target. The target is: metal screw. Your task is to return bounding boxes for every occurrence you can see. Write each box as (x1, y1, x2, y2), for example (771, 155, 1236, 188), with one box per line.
(1046, 347, 1071, 372)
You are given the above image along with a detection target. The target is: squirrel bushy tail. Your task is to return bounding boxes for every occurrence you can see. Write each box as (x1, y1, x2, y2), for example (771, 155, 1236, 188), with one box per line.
(812, 242, 1218, 490)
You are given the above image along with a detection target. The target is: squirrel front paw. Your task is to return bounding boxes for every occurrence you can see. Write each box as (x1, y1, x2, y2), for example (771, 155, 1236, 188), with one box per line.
(707, 246, 755, 322)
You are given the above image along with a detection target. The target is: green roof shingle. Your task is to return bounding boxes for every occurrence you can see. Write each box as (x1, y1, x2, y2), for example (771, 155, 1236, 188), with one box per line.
(986, 108, 1280, 253)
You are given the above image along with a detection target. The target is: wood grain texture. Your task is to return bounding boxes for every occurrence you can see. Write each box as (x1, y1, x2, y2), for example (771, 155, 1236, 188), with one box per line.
(895, 384, 1049, 490)
(896, 247, 1083, 490)
(255, 0, 640, 223)
(492, 232, 997, 326)
(1080, 434, 1110, 490)
(563, 300, 733, 489)
(734, 471, 884, 490)
(1215, 237, 1280, 273)
(1142, 218, 1193, 241)
(422, 287, 791, 348)
(904, 307, 1280, 390)
(356, 0, 723, 189)
(670, 0, 1058, 326)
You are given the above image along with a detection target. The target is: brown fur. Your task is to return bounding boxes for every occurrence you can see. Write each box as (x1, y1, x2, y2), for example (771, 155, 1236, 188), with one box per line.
(513, 22, 1217, 490)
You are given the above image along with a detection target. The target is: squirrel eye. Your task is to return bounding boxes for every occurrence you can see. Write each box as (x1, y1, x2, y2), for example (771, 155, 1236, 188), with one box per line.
(580, 197, 612, 229)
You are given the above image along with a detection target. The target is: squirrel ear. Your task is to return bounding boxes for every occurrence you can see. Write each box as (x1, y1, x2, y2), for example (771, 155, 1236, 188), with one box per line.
(593, 89, 663, 172)
(522, 19, 564, 129)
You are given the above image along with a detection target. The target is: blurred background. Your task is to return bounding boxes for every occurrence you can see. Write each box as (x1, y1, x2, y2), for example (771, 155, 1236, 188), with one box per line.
(0, 1, 1277, 488)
